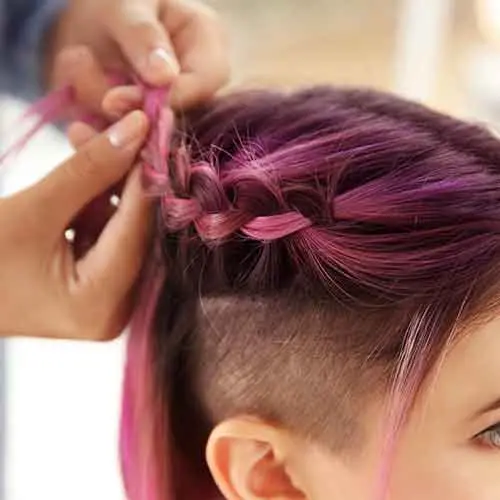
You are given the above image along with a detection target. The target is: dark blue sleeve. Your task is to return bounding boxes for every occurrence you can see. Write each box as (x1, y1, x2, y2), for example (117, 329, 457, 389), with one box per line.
(0, 0, 66, 100)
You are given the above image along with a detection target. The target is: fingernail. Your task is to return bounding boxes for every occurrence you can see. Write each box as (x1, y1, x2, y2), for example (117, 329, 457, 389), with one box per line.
(107, 111, 147, 149)
(147, 48, 180, 80)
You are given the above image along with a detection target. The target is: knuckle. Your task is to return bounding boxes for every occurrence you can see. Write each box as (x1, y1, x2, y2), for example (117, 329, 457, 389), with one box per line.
(123, 17, 162, 42)
(55, 46, 92, 78)
(106, 3, 162, 45)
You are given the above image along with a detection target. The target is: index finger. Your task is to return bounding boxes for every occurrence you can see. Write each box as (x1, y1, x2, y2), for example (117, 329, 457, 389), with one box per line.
(162, 0, 230, 108)
(32, 111, 149, 231)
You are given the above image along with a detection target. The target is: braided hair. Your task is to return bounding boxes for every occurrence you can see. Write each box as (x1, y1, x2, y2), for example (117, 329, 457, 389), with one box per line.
(121, 86, 500, 500)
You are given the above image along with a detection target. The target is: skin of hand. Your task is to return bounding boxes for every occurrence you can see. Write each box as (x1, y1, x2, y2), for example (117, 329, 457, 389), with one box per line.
(46, 0, 230, 116)
(0, 111, 151, 340)
(0, 0, 227, 340)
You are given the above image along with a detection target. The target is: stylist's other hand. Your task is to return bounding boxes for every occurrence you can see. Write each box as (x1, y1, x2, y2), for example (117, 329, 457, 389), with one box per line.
(47, 0, 229, 115)
(0, 111, 150, 340)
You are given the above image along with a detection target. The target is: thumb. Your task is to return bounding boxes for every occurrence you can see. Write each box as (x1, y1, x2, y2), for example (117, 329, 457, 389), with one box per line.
(105, 1, 180, 86)
(33, 111, 149, 231)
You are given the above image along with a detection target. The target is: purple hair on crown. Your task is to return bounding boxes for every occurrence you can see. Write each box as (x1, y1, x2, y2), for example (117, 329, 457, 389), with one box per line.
(5, 82, 500, 500)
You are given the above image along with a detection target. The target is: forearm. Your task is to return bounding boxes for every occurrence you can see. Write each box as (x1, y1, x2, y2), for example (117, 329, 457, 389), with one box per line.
(0, 0, 66, 100)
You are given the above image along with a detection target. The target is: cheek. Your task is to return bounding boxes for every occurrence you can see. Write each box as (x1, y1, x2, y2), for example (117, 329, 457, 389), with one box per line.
(310, 457, 489, 500)
(300, 437, 500, 500)
(389, 449, 500, 500)
(390, 468, 471, 500)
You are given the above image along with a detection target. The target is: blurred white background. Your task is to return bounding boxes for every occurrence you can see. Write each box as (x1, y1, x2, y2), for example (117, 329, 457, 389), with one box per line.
(3, 0, 500, 499)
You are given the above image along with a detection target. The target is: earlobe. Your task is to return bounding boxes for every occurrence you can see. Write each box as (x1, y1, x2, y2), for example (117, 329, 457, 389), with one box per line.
(206, 417, 307, 499)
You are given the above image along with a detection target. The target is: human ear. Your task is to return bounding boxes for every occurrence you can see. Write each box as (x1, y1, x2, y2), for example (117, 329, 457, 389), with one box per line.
(206, 417, 307, 500)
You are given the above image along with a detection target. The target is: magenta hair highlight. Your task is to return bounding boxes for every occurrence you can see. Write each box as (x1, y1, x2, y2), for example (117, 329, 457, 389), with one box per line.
(0, 86, 73, 164)
(119, 86, 175, 500)
(120, 261, 169, 500)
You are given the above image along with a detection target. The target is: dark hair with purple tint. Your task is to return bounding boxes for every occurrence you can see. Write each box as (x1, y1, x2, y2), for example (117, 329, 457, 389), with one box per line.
(117, 85, 500, 500)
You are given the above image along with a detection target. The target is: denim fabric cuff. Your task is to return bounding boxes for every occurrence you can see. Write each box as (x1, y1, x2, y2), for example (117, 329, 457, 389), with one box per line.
(4, 0, 67, 101)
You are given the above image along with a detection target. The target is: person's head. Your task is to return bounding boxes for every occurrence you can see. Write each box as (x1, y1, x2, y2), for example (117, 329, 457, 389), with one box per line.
(121, 86, 500, 500)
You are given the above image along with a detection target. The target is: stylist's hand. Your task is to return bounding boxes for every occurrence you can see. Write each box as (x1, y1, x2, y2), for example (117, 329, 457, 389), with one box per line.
(0, 111, 150, 340)
(47, 0, 229, 115)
